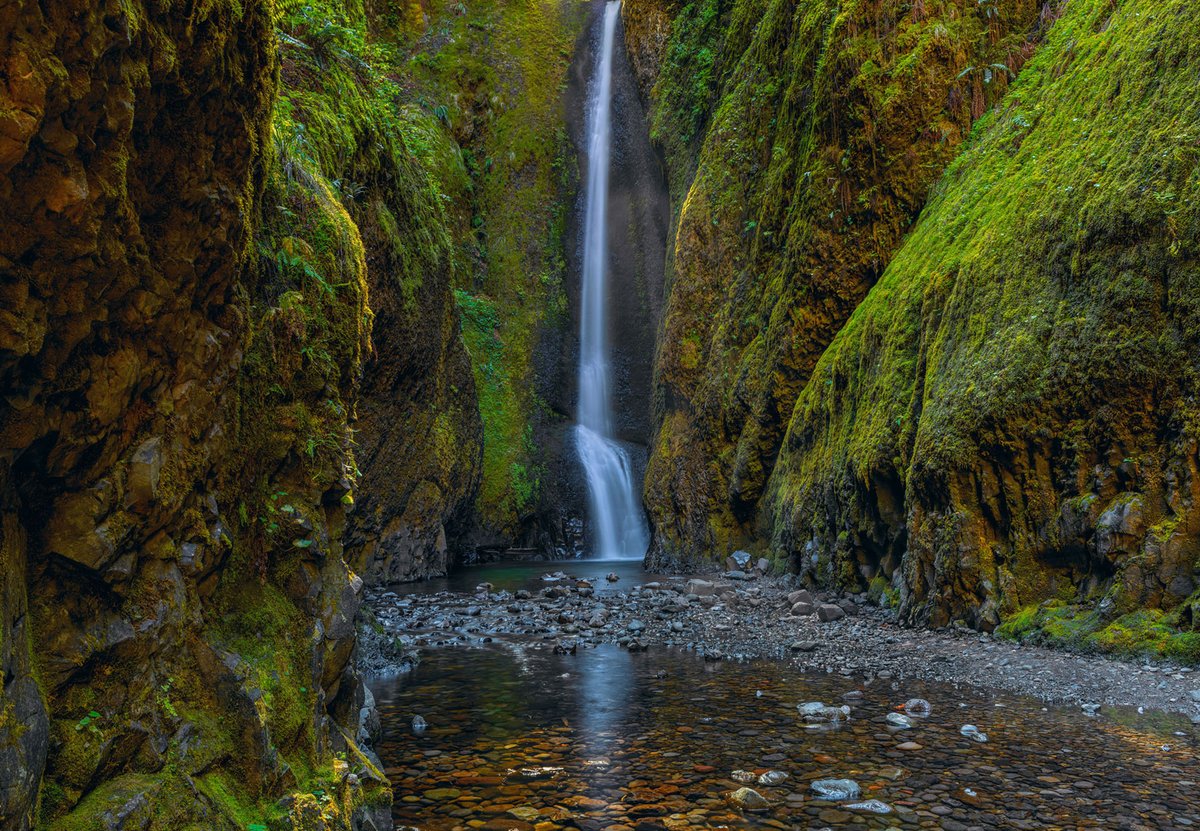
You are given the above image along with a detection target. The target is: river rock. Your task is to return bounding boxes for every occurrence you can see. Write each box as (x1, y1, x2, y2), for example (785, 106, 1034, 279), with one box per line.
(960, 724, 989, 743)
(727, 787, 770, 811)
(685, 579, 715, 596)
(816, 604, 845, 622)
(810, 779, 860, 800)
(790, 602, 814, 616)
(904, 698, 932, 717)
(846, 800, 892, 814)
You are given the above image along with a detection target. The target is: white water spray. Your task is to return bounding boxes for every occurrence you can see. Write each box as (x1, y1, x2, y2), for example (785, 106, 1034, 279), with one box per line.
(575, 0, 649, 561)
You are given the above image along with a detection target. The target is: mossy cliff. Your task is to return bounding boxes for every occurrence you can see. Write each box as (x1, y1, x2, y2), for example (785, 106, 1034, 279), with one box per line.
(631, 0, 1200, 657)
(628, 0, 1050, 566)
(382, 0, 589, 548)
(765, 0, 1199, 640)
(0, 0, 487, 825)
(264, 0, 486, 585)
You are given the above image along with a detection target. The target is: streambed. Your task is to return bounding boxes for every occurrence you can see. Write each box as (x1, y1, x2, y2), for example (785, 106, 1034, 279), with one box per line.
(369, 642, 1199, 830)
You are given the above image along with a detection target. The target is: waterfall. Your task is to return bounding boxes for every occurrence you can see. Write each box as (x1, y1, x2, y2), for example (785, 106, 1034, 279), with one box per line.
(575, 0, 650, 561)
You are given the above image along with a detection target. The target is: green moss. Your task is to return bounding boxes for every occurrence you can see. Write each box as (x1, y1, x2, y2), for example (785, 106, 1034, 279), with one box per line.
(1164, 633, 1200, 664)
(997, 604, 1200, 665)
(210, 572, 318, 762)
(1084, 611, 1171, 657)
(195, 772, 272, 830)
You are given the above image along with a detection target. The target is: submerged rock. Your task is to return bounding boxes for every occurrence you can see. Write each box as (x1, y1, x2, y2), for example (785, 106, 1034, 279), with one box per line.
(904, 698, 932, 717)
(846, 799, 892, 814)
(960, 724, 989, 743)
(727, 787, 770, 810)
(810, 779, 861, 801)
(799, 702, 850, 723)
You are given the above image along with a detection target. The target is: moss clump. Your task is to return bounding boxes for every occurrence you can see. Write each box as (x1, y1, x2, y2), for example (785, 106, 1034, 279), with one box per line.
(997, 604, 1200, 666)
(866, 575, 888, 605)
(210, 575, 317, 762)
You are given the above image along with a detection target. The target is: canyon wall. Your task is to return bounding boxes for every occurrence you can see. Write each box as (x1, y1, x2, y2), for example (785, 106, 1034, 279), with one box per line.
(0, 0, 487, 824)
(631, 0, 1200, 654)
(631, 0, 1047, 564)
(386, 0, 590, 555)
(766, 0, 1200, 649)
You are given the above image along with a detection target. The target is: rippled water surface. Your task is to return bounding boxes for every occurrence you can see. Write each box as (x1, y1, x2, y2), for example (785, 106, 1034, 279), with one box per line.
(370, 643, 1199, 830)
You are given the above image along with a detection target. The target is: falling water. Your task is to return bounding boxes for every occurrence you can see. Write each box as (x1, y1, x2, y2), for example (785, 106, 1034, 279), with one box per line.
(575, 0, 650, 561)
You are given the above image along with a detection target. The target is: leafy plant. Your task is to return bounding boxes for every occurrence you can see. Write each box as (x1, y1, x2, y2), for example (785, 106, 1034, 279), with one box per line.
(157, 678, 179, 719)
(75, 711, 102, 736)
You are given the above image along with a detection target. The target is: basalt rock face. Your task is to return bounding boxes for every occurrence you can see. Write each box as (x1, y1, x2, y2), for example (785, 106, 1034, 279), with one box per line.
(336, 76, 484, 588)
(381, 0, 589, 556)
(765, 0, 1200, 643)
(0, 0, 428, 826)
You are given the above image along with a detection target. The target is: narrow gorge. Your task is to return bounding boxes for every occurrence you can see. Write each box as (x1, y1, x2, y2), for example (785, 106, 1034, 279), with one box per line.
(0, 0, 1198, 829)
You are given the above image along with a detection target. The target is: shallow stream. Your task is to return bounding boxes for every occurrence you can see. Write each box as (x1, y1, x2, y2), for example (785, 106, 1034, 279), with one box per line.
(369, 626, 1200, 830)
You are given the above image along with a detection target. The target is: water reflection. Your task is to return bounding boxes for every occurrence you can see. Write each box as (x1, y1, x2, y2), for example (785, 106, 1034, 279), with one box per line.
(574, 641, 633, 759)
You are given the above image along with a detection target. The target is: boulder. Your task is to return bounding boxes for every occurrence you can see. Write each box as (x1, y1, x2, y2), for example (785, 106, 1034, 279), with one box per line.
(817, 603, 846, 622)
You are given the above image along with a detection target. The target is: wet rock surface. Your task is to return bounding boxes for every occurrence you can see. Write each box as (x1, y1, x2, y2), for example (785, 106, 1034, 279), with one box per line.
(362, 568, 1200, 718)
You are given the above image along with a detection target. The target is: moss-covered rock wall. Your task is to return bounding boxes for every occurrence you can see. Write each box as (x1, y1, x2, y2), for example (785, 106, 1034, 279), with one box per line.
(765, 0, 1200, 648)
(378, 0, 589, 552)
(631, 0, 1049, 567)
(0, 0, 486, 824)
(631, 0, 1200, 657)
